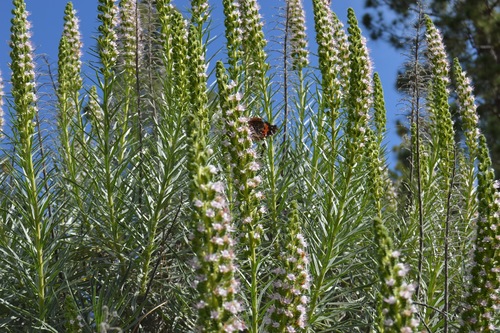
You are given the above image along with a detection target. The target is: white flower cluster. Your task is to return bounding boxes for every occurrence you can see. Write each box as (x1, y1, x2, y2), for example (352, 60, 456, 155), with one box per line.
(58, 3, 83, 101)
(220, 85, 265, 240)
(97, 0, 120, 70)
(238, 0, 268, 79)
(224, 0, 243, 49)
(315, 1, 343, 87)
(191, 0, 210, 24)
(454, 62, 480, 154)
(63, 7, 83, 66)
(191, 168, 246, 332)
(288, 0, 309, 69)
(381, 262, 419, 332)
(118, 0, 143, 70)
(263, 233, 311, 332)
(426, 19, 450, 85)
(10, 2, 38, 111)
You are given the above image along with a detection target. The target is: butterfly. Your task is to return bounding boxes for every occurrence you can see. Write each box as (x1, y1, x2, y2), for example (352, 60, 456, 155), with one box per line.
(248, 117, 278, 141)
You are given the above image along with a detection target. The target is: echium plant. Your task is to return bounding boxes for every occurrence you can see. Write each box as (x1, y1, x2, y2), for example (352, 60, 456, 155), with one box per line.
(97, 0, 119, 78)
(311, 0, 347, 122)
(307, 3, 359, 324)
(460, 135, 500, 332)
(9, 0, 52, 324)
(216, 61, 264, 333)
(10, 0, 37, 144)
(170, 9, 189, 111)
(117, 0, 142, 125)
(286, 0, 308, 143)
(57, 2, 83, 109)
(425, 16, 454, 179)
(88, 0, 132, 273)
(156, 0, 190, 122)
(57, 1, 83, 120)
(373, 218, 420, 333)
(454, 59, 480, 160)
(367, 73, 388, 216)
(57, 2, 83, 176)
(187, 2, 245, 332)
(238, 0, 269, 96)
(189, 162, 246, 333)
(56, 1, 89, 238)
(453, 58, 480, 298)
(372, 73, 386, 144)
(118, 0, 142, 77)
(156, 0, 173, 61)
(263, 201, 310, 333)
(222, 0, 243, 80)
(117, 0, 143, 162)
(417, 17, 458, 329)
(287, 0, 308, 72)
(369, 68, 417, 332)
(345, 8, 372, 166)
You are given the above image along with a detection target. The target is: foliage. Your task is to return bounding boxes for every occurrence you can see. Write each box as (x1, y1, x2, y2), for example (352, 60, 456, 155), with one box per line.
(0, 0, 498, 332)
(362, 0, 500, 177)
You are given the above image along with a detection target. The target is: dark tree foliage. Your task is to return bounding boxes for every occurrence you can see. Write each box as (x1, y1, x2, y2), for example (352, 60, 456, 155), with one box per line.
(362, 0, 500, 176)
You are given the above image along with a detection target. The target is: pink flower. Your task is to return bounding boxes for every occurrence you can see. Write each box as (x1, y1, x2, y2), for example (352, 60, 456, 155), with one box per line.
(206, 209, 215, 218)
(223, 300, 242, 314)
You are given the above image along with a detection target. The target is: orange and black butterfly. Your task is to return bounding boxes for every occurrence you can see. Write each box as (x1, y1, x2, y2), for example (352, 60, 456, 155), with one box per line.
(248, 117, 278, 141)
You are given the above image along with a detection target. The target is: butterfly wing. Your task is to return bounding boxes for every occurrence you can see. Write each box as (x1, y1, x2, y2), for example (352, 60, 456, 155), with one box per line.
(247, 117, 278, 141)
(248, 117, 265, 141)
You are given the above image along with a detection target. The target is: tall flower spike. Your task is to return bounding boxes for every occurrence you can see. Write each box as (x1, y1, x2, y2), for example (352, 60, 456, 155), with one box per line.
(171, 11, 190, 115)
(454, 58, 480, 160)
(217, 61, 265, 333)
(118, 0, 143, 78)
(366, 128, 386, 217)
(97, 0, 119, 77)
(263, 201, 310, 332)
(311, 0, 349, 122)
(460, 135, 500, 332)
(10, 0, 37, 141)
(370, 73, 397, 209)
(372, 72, 386, 142)
(187, 2, 245, 331)
(9, 0, 50, 321)
(186, 25, 208, 141)
(288, 0, 308, 71)
(425, 16, 454, 178)
(57, 1, 84, 191)
(189, 169, 246, 333)
(57, 1, 83, 110)
(373, 218, 420, 332)
(346, 8, 372, 164)
(222, 0, 243, 80)
(156, 0, 173, 64)
(333, 12, 350, 95)
(239, 0, 269, 92)
(216, 61, 264, 242)
(187, 0, 209, 128)
(57, 1, 83, 168)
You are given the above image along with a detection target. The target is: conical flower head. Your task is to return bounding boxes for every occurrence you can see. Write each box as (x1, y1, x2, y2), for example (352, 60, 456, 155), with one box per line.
(10, 0, 37, 137)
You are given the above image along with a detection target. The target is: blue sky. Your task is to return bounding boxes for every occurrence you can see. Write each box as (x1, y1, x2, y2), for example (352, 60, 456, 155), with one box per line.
(0, 0, 405, 161)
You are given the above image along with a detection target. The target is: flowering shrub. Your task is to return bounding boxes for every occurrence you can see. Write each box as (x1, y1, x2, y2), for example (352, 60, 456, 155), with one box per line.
(0, 1, 497, 332)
